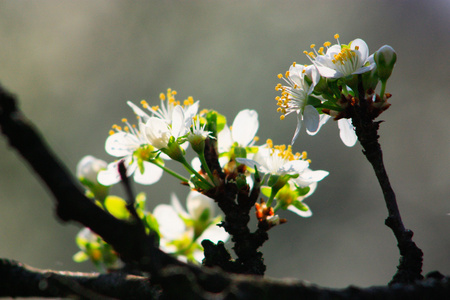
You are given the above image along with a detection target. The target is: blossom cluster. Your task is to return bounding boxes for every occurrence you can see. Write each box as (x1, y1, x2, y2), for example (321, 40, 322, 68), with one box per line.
(276, 34, 396, 146)
(74, 87, 329, 268)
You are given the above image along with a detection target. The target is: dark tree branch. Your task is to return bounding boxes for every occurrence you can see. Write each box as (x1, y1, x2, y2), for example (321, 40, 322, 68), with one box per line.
(2, 258, 448, 300)
(348, 76, 423, 284)
(0, 258, 159, 299)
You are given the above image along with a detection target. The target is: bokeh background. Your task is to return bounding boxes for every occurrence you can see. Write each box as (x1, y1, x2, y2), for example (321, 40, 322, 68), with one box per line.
(0, 0, 449, 289)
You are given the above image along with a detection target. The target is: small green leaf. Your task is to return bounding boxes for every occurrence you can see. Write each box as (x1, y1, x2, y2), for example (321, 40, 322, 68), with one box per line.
(233, 146, 247, 158)
(292, 200, 309, 212)
(296, 186, 311, 196)
(261, 186, 271, 197)
(104, 196, 130, 220)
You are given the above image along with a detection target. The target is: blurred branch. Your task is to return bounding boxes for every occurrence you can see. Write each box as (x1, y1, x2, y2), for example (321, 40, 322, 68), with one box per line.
(1, 83, 448, 299)
(0, 258, 158, 299)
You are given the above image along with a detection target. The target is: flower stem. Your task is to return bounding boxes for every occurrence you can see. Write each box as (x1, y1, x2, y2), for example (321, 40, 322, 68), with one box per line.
(379, 80, 387, 101)
(198, 151, 216, 186)
(149, 160, 189, 183)
(178, 156, 214, 189)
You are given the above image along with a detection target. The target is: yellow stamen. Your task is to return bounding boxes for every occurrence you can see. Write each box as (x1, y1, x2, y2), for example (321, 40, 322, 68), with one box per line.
(323, 41, 331, 47)
(292, 62, 296, 67)
(334, 33, 339, 39)
(121, 118, 127, 123)
(109, 130, 115, 135)
(277, 73, 283, 79)
(310, 44, 315, 49)
(253, 136, 259, 142)
(152, 105, 159, 111)
(280, 115, 285, 120)
(141, 100, 149, 109)
(159, 93, 165, 101)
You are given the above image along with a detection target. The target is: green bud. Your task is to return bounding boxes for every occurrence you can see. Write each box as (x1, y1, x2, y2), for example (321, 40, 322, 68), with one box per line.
(163, 138, 185, 162)
(374, 45, 397, 82)
(76, 155, 109, 201)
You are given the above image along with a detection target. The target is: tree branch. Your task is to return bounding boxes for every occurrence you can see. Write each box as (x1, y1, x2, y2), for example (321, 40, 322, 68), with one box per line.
(0, 258, 159, 299)
(349, 77, 423, 284)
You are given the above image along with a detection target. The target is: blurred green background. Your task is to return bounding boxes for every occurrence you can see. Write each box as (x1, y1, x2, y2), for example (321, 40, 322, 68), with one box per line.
(0, 0, 449, 288)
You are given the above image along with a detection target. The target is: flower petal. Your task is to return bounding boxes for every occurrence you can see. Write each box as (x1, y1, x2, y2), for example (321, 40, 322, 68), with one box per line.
(291, 113, 302, 145)
(307, 114, 330, 136)
(235, 158, 265, 172)
(97, 158, 136, 186)
(143, 117, 171, 149)
(279, 160, 309, 174)
(303, 105, 320, 133)
(105, 132, 140, 157)
(287, 202, 312, 217)
(338, 118, 358, 147)
(186, 191, 215, 222)
(171, 105, 187, 139)
(133, 161, 163, 185)
(198, 224, 230, 244)
(127, 101, 150, 122)
(170, 193, 188, 218)
(218, 125, 233, 153)
(294, 169, 329, 187)
(232, 109, 259, 147)
(153, 204, 186, 240)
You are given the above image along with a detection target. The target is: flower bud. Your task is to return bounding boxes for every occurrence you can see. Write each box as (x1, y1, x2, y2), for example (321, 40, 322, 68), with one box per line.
(76, 155, 109, 200)
(77, 155, 107, 186)
(374, 45, 397, 82)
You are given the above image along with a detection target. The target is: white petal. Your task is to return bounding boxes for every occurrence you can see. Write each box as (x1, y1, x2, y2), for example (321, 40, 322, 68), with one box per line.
(171, 106, 186, 139)
(235, 158, 265, 172)
(133, 161, 163, 185)
(105, 132, 139, 157)
(153, 204, 186, 240)
(187, 191, 215, 221)
(287, 203, 312, 217)
(127, 101, 150, 122)
(97, 158, 136, 186)
(198, 224, 229, 244)
(279, 160, 309, 174)
(316, 66, 342, 78)
(191, 157, 201, 170)
(170, 193, 188, 218)
(291, 113, 302, 145)
(218, 125, 233, 153)
(232, 109, 259, 147)
(307, 114, 330, 136)
(185, 101, 200, 120)
(294, 169, 329, 187)
(144, 117, 171, 149)
(338, 118, 358, 147)
(303, 105, 320, 133)
(350, 38, 369, 62)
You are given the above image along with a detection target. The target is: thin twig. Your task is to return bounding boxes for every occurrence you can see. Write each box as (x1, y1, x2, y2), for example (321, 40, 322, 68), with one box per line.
(350, 76, 423, 284)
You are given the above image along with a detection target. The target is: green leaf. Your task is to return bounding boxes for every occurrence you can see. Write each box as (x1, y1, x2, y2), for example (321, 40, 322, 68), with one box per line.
(233, 146, 247, 158)
(104, 196, 130, 220)
(198, 208, 211, 224)
(292, 200, 309, 212)
(295, 186, 311, 196)
(261, 186, 271, 197)
(306, 95, 322, 107)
